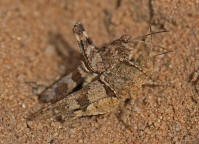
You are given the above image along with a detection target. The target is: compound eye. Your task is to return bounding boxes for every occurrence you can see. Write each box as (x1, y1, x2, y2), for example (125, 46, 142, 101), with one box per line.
(120, 34, 132, 43)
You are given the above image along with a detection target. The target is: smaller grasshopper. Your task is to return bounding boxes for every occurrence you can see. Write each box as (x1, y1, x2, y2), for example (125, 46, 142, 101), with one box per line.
(189, 67, 199, 93)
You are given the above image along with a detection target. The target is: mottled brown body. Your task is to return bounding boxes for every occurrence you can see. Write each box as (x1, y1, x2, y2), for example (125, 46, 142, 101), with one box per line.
(29, 23, 152, 122)
(29, 80, 120, 121)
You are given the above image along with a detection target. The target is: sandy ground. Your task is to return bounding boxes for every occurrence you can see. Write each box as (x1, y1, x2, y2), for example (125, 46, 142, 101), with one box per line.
(0, 0, 199, 143)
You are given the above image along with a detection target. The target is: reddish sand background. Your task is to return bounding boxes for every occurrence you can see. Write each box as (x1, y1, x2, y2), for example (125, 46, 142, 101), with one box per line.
(0, 0, 199, 143)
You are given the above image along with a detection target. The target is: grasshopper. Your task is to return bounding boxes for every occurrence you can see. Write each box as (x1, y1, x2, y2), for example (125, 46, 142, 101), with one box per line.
(29, 23, 166, 123)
